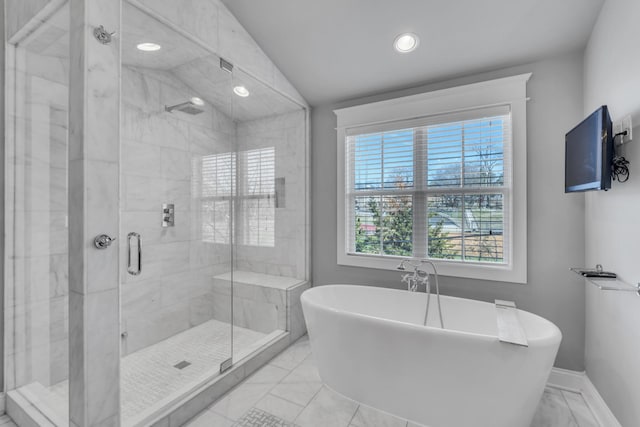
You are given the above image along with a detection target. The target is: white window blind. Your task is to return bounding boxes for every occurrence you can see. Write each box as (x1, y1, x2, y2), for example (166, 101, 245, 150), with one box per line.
(201, 152, 236, 244)
(200, 147, 276, 247)
(345, 105, 511, 264)
(238, 147, 275, 247)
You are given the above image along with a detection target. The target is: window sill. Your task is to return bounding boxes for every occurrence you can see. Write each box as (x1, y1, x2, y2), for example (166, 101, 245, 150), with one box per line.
(337, 252, 526, 284)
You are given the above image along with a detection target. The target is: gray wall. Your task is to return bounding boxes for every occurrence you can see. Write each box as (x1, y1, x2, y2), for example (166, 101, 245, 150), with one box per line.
(312, 52, 587, 371)
(583, 0, 640, 425)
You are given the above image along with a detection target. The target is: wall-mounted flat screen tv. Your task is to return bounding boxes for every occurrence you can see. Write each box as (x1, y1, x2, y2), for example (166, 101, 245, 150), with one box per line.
(565, 105, 613, 193)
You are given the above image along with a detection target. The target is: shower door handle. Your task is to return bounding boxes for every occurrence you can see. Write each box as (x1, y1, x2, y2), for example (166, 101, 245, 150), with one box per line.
(127, 232, 142, 276)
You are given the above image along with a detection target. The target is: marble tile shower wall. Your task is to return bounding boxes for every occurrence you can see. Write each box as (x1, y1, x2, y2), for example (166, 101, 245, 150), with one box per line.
(236, 111, 307, 280)
(10, 49, 70, 390)
(119, 65, 236, 355)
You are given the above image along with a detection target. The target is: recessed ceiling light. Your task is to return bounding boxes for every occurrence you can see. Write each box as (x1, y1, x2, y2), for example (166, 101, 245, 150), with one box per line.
(233, 86, 250, 97)
(136, 42, 161, 52)
(393, 33, 419, 53)
(190, 97, 205, 106)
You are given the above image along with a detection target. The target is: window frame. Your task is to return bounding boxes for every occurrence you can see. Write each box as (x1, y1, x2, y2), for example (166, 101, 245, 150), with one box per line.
(335, 74, 530, 283)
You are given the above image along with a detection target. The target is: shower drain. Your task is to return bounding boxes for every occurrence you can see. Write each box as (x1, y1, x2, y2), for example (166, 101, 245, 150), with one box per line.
(173, 360, 191, 370)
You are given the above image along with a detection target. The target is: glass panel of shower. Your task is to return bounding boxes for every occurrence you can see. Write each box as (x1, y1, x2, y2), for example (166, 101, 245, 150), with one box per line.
(230, 67, 309, 348)
(118, 2, 306, 425)
(118, 4, 235, 425)
(5, 2, 71, 425)
(5, 0, 307, 425)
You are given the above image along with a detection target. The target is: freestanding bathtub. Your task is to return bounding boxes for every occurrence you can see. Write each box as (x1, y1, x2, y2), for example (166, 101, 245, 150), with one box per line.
(301, 285, 562, 427)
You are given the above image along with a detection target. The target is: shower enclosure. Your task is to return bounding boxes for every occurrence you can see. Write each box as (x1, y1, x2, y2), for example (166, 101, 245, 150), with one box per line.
(3, 0, 309, 425)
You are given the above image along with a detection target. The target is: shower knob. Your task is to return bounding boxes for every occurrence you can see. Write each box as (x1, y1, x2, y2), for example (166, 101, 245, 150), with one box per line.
(94, 234, 116, 249)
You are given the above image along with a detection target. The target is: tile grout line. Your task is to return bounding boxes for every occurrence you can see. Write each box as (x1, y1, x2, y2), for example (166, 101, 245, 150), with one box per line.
(346, 403, 360, 427)
(264, 349, 318, 411)
(270, 349, 312, 373)
(209, 358, 304, 422)
(205, 341, 313, 425)
(557, 389, 582, 427)
(574, 390, 601, 427)
(565, 389, 602, 427)
(262, 390, 307, 412)
(292, 383, 326, 424)
(204, 407, 235, 424)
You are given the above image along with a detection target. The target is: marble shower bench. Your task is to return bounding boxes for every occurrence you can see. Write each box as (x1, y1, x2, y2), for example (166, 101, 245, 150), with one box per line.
(212, 271, 310, 343)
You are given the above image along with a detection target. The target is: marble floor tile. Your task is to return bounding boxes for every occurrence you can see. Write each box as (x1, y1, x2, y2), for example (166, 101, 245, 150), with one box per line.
(269, 336, 311, 371)
(210, 381, 275, 421)
(294, 386, 359, 427)
(531, 387, 579, 427)
(350, 404, 408, 427)
(255, 393, 305, 422)
(287, 355, 321, 383)
(269, 370, 323, 408)
(187, 335, 602, 427)
(185, 409, 234, 427)
(561, 390, 599, 427)
(244, 364, 290, 386)
(232, 408, 296, 427)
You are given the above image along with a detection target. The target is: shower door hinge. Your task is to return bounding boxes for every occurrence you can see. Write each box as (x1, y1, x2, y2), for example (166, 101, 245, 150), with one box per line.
(220, 58, 234, 73)
(220, 358, 233, 373)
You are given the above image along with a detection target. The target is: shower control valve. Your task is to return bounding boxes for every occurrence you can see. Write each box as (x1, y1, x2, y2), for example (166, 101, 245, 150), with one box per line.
(94, 234, 116, 249)
(162, 203, 175, 227)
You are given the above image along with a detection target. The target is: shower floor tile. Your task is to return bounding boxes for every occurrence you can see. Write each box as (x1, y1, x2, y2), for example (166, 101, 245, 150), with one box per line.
(121, 319, 268, 422)
(187, 335, 601, 427)
(29, 319, 272, 425)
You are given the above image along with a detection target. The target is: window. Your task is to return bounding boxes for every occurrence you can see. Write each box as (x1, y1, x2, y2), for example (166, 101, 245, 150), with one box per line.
(336, 74, 530, 283)
(238, 147, 275, 247)
(200, 147, 275, 247)
(201, 152, 235, 244)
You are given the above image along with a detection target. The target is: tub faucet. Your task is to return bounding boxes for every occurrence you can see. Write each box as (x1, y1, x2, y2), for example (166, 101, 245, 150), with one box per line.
(399, 263, 429, 292)
(397, 259, 444, 329)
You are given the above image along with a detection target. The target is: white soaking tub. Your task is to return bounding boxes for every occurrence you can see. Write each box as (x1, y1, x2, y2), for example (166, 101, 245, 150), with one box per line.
(301, 285, 562, 427)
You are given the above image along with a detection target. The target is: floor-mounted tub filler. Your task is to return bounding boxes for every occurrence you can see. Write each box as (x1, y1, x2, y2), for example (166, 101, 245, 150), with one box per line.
(301, 284, 562, 427)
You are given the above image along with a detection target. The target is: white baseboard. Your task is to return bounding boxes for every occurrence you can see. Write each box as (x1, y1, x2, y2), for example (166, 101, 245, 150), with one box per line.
(581, 374, 622, 427)
(547, 368, 622, 427)
(547, 367, 585, 392)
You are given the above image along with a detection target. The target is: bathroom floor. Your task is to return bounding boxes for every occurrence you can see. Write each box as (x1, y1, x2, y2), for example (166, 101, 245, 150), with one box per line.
(19, 320, 274, 425)
(186, 335, 601, 427)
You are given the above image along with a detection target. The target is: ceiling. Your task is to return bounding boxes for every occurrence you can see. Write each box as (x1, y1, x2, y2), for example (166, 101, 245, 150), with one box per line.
(221, 0, 605, 106)
(22, 1, 301, 122)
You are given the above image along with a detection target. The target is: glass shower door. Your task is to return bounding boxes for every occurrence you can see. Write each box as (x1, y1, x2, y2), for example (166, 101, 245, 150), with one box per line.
(118, 2, 235, 424)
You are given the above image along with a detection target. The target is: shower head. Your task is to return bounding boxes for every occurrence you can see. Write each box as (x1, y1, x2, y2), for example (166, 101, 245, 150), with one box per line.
(165, 97, 205, 115)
